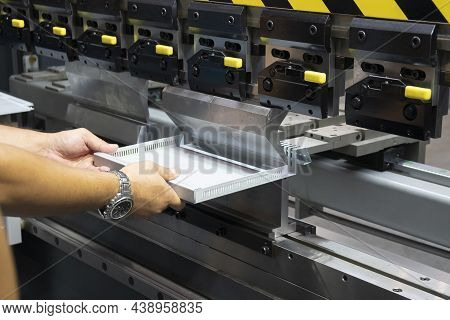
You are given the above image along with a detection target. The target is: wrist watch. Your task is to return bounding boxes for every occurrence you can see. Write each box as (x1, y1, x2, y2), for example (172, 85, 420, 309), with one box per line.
(98, 171, 134, 220)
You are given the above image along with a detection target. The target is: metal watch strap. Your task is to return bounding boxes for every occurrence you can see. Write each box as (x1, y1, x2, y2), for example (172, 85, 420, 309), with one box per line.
(98, 170, 133, 220)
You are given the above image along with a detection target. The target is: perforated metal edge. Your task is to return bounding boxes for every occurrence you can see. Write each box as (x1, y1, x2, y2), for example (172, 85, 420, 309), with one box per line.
(94, 135, 292, 204)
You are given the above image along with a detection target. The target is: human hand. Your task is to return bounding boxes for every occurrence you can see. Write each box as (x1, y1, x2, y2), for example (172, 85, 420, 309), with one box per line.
(42, 128, 118, 171)
(121, 161, 184, 217)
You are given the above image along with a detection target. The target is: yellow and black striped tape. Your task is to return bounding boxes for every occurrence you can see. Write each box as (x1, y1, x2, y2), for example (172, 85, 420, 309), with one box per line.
(207, 0, 450, 23)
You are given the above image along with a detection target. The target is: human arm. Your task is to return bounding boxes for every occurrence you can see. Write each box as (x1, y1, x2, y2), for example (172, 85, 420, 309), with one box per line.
(0, 143, 183, 217)
(0, 125, 118, 171)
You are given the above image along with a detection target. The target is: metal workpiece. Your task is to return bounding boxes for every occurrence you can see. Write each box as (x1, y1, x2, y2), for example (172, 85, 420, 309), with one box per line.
(94, 135, 292, 204)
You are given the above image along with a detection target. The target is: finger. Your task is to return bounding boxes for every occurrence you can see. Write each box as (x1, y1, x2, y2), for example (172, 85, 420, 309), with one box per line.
(83, 130, 118, 154)
(164, 187, 184, 212)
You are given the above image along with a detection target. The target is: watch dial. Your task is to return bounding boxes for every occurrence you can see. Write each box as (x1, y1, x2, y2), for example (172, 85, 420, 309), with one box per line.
(111, 200, 133, 219)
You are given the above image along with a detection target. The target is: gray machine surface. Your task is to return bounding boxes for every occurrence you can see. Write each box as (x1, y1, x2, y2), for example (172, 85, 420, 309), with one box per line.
(7, 69, 450, 300)
(2, 0, 450, 300)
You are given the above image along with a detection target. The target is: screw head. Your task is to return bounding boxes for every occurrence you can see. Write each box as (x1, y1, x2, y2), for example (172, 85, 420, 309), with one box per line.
(305, 87, 316, 100)
(351, 96, 362, 110)
(192, 65, 200, 77)
(79, 44, 86, 53)
(357, 30, 366, 42)
(193, 11, 199, 20)
(131, 3, 138, 12)
(161, 7, 167, 16)
(104, 48, 111, 58)
(225, 70, 234, 84)
(261, 246, 271, 256)
(266, 20, 274, 31)
(309, 24, 318, 35)
(403, 104, 418, 121)
(262, 77, 273, 91)
(228, 15, 235, 25)
(411, 36, 421, 49)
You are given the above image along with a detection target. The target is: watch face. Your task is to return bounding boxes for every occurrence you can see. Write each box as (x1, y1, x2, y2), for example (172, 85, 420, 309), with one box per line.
(111, 199, 133, 220)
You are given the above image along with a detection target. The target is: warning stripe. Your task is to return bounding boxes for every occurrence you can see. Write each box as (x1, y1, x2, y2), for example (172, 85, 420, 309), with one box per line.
(322, 0, 362, 16)
(288, 0, 329, 13)
(206, 0, 450, 23)
(396, 0, 446, 22)
(353, 0, 407, 21)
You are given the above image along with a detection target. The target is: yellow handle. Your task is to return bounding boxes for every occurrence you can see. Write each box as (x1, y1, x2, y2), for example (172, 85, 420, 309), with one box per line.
(52, 26, 67, 37)
(304, 70, 327, 84)
(11, 19, 25, 29)
(404, 86, 432, 101)
(101, 35, 117, 46)
(224, 57, 243, 69)
(155, 44, 174, 56)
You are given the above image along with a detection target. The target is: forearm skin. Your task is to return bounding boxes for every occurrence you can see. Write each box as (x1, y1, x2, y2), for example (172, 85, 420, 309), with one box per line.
(0, 143, 118, 217)
(0, 125, 49, 154)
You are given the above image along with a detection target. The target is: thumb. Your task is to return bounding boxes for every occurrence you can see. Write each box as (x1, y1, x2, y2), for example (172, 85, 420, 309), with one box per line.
(83, 130, 118, 154)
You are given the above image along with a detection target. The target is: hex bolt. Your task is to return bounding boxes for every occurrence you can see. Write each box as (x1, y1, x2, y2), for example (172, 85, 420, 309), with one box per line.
(161, 7, 167, 16)
(131, 3, 138, 12)
(225, 70, 234, 84)
(403, 104, 418, 121)
(309, 24, 318, 35)
(262, 77, 273, 92)
(192, 65, 200, 77)
(411, 36, 421, 49)
(228, 15, 235, 25)
(357, 30, 366, 42)
(305, 87, 315, 100)
(193, 11, 199, 20)
(261, 246, 271, 256)
(351, 96, 362, 110)
(266, 20, 274, 31)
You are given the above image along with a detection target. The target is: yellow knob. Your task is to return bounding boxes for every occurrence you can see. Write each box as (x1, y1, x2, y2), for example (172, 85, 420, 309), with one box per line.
(52, 26, 67, 37)
(304, 71, 327, 84)
(11, 19, 25, 29)
(405, 86, 432, 101)
(224, 56, 243, 69)
(101, 35, 117, 46)
(155, 44, 174, 56)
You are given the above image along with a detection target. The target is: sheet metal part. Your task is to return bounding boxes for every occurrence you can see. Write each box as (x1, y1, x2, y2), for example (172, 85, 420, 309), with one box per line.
(0, 91, 34, 116)
(94, 135, 292, 204)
